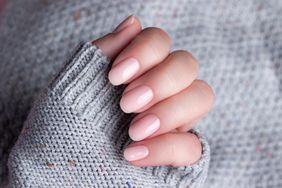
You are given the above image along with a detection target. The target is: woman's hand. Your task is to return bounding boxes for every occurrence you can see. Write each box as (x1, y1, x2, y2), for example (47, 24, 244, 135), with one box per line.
(93, 15, 214, 167)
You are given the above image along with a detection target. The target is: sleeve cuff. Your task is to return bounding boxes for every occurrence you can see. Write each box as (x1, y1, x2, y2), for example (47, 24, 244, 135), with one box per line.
(48, 42, 125, 122)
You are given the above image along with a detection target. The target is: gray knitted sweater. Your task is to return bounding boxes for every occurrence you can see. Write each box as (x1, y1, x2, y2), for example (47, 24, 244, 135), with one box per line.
(0, 0, 282, 187)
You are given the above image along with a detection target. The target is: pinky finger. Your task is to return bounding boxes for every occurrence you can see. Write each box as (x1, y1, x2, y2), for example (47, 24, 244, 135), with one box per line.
(123, 132, 202, 167)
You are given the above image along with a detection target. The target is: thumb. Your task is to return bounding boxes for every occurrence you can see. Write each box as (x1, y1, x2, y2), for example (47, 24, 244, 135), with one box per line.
(93, 15, 142, 60)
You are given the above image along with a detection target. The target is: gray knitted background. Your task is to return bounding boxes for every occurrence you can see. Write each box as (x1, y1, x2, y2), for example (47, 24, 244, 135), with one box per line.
(0, 0, 282, 187)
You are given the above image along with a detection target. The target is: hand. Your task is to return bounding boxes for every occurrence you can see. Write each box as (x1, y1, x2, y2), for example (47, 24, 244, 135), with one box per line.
(93, 15, 214, 167)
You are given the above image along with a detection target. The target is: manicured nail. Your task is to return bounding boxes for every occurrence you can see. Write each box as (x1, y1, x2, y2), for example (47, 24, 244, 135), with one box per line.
(108, 58, 140, 85)
(113, 15, 135, 33)
(129, 114, 160, 141)
(124, 145, 149, 161)
(120, 85, 153, 113)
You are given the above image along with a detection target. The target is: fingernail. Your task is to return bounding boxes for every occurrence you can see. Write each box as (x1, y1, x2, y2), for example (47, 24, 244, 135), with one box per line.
(124, 145, 149, 161)
(129, 114, 160, 141)
(120, 85, 153, 113)
(108, 58, 140, 85)
(113, 15, 135, 33)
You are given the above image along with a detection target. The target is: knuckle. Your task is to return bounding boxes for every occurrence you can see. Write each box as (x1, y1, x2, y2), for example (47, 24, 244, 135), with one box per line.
(133, 27, 171, 62)
(142, 27, 172, 45)
(171, 50, 194, 61)
(170, 50, 199, 76)
(194, 80, 215, 110)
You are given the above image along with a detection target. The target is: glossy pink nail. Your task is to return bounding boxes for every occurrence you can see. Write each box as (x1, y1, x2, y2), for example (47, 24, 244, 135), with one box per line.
(129, 114, 160, 141)
(108, 58, 140, 85)
(120, 85, 153, 113)
(124, 145, 149, 161)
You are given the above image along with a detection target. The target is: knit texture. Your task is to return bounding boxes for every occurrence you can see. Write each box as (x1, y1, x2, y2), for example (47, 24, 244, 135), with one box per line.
(0, 0, 282, 187)
(7, 43, 209, 187)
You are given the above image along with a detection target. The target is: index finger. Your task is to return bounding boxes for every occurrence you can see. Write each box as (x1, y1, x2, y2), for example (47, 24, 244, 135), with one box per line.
(108, 27, 171, 85)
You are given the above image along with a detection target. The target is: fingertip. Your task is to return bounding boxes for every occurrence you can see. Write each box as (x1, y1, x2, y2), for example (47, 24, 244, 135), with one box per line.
(132, 15, 142, 31)
(92, 15, 142, 60)
(123, 145, 149, 162)
(108, 72, 119, 86)
(113, 15, 142, 34)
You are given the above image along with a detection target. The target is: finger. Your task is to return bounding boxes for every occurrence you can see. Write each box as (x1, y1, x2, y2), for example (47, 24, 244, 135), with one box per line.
(173, 111, 210, 133)
(92, 15, 142, 60)
(123, 132, 202, 167)
(120, 50, 199, 113)
(176, 114, 205, 132)
(177, 121, 200, 133)
(108, 27, 171, 85)
(128, 80, 214, 141)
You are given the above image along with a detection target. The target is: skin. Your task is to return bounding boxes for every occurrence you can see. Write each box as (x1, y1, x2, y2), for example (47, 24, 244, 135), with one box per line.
(93, 15, 214, 167)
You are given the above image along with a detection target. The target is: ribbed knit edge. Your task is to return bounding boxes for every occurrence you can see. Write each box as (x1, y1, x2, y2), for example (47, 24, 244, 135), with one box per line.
(26, 42, 210, 187)
(48, 42, 124, 120)
(49, 42, 109, 104)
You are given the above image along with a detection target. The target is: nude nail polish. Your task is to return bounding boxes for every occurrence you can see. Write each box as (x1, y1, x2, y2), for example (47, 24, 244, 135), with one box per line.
(129, 114, 160, 141)
(113, 15, 135, 33)
(124, 145, 149, 161)
(120, 85, 153, 113)
(108, 57, 140, 85)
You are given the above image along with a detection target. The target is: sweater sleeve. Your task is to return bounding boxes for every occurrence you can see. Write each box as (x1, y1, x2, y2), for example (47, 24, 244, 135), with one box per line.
(7, 42, 210, 188)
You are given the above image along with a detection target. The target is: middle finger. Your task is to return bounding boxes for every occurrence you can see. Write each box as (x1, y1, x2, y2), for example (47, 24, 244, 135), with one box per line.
(120, 50, 199, 113)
